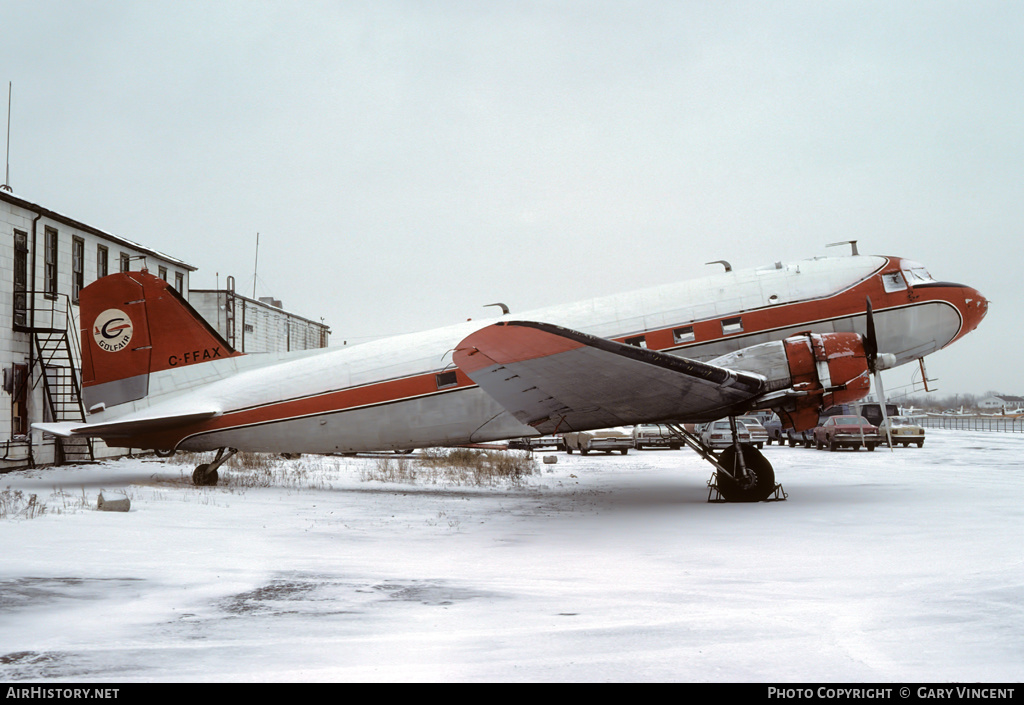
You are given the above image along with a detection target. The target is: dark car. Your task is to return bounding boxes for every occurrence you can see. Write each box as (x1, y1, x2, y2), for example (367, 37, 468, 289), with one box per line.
(813, 415, 882, 451)
(764, 413, 813, 447)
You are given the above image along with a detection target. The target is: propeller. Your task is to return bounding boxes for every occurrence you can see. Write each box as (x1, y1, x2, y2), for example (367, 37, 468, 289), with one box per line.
(865, 297, 894, 450)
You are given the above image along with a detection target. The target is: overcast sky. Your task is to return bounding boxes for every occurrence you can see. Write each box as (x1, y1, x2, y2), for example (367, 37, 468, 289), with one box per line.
(2, 1, 1020, 398)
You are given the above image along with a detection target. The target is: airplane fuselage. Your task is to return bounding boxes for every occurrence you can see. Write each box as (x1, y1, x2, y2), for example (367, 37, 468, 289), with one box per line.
(87, 254, 987, 454)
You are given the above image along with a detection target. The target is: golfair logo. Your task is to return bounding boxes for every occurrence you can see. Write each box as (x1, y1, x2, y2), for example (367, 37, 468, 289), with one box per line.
(93, 309, 134, 352)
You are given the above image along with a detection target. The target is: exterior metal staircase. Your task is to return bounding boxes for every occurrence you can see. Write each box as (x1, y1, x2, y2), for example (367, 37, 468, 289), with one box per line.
(24, 293, 95, 464)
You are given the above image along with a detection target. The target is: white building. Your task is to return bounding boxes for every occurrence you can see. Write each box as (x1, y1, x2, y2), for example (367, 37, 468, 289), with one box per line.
(189, 277, 330, 354)
(0, 189, 195, 470)
(978, 395, 1024, 413)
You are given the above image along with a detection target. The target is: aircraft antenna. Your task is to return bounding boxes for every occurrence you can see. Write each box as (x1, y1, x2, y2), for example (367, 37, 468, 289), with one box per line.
(2, 81, 12, 193)
(826, 240, 859, 256)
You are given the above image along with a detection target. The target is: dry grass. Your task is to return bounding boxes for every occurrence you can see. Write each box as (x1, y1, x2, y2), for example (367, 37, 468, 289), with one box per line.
(167, 451, 333, 490)
(0, 487, 45, 519)
(165, 447, 537, 489)
(362, 448, 538, 487)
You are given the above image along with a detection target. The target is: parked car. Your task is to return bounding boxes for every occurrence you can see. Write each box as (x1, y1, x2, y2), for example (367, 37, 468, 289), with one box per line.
(878, 416, 925, 447)
(813, 415, 881, 451)
(785, 427, 815, 448)
(563, 427, 633, 455)
(764, 413, 784, 444)
(632, 424, 680, 450)
(699, 419, 752, 450)
(736, 416, 768, 448)
(507, 435, 565, 451)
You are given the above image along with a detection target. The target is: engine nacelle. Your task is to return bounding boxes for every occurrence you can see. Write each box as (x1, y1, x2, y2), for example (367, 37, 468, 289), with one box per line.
(779, 332, 871, 430)
(709, 332, 871, 431)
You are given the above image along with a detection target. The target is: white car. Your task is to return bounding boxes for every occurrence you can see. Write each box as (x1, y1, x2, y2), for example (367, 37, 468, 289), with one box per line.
(563, 427, 633, 455)
(699, 419, 752, 450)
(632, 424, 680, 450)
(735, 416, 768, 448)
(878, 416, 926, 447)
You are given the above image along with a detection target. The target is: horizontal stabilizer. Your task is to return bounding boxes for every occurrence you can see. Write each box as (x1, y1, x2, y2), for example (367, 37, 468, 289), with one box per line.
(33, 409, 220, 440)
(454, 320, 767, 433)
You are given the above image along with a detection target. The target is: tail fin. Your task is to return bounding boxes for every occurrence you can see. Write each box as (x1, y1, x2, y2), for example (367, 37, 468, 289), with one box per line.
(80, 270, 242, 411)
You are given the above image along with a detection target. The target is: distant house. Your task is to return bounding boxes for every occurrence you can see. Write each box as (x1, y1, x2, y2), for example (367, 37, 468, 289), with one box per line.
(978, 395, 1024, 412)
(1, 189, 195, 469)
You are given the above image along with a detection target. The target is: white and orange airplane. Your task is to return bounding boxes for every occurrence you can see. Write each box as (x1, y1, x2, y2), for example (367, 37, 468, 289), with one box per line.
(36, 246, 987, 501)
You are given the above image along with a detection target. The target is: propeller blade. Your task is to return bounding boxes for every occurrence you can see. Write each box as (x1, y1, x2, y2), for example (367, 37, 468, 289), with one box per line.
(864, 296, 879, 371)
(874, 371, 894, 451)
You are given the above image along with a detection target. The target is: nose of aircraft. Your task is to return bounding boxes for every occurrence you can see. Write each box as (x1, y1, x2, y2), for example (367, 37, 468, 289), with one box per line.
(957, 284, 989, 338)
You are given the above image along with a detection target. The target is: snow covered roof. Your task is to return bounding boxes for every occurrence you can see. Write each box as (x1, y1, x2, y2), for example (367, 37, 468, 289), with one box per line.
(0, 189, 196, 271)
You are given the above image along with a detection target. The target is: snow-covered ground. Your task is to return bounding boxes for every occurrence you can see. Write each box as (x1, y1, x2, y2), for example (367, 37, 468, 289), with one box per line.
(1, 429, 1022, 683)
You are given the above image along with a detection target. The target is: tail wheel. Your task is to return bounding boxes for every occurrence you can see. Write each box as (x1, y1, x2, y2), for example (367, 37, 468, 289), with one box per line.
(715, 446, 776, 502)
(192, 464, 219, 486)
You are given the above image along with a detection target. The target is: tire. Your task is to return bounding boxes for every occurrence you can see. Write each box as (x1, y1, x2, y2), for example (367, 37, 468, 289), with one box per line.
(620, 448, 628, 455)
(829, 438, 837, 452)
(715, 446, 777, 502)
(916, 440, 924, 448)
(866, 443, 876, 451)
(192, 464, 218, 486)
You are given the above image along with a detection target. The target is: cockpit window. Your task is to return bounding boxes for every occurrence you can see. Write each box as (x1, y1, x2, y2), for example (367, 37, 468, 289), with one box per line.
(900, 260, 935, 286)
(882, 272, 907, 292)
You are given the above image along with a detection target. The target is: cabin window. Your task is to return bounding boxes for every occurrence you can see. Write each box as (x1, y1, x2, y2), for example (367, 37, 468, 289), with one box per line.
(44, 227, 58, 299)
(97, 244, 108, 279)
(672, 326, 695, 344)
(721, 316, 743, 335)
(624, 335, 647, 348)
(436, 370, 458, 389)
(882, 272, 907, 293)
(72, 237, 85, 304)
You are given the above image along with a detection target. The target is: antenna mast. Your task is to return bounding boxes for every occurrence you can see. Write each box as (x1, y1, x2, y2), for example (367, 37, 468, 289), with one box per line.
(2, 82, 11, 192)
(252, 232, 259, 298)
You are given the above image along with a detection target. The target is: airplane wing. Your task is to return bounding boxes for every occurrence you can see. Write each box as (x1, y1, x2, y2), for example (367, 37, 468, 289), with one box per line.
(33, 409, 220, 439)
(453, 320, 768, 434)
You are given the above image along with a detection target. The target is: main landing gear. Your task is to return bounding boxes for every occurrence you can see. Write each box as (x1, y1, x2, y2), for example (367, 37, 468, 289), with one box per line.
(191, 447, 237, 486)
(664, 421, 786, 503)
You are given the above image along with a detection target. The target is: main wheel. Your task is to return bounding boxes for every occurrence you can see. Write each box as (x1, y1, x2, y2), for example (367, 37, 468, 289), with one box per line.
(715, 446, 776, 502)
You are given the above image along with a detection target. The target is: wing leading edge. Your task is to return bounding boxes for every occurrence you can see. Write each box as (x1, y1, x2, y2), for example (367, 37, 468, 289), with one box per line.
(453, 320, 767, 434)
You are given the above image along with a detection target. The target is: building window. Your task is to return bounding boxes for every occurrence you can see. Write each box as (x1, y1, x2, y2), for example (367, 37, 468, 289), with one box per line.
(120, 252, 130, 273)
(435, 370, 458, 389)
(44, 227, 58, 298)
(97, 244, 108, 279)
(174, 271, 184, 292)
(624, 335, 647, 348)
(13, 230, 28, 328)
(72, 237, 85, 304)
(672, 326, 695, 344)
(721, 316, 743, 335)
(158, 266, 167, 282)
(10, 363, 28, 438)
